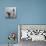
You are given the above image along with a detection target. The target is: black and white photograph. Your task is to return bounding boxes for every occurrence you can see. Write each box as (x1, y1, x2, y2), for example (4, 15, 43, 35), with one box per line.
(5, 7, 16, 19)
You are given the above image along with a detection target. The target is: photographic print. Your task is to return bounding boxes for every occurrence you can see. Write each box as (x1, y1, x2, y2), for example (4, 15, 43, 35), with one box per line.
(5, 7, 16, 19)
(18, 24, 46, 46)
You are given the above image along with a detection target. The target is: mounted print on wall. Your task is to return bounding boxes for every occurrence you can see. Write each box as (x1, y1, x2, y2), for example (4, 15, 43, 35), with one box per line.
(5, 7, 16, 19)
